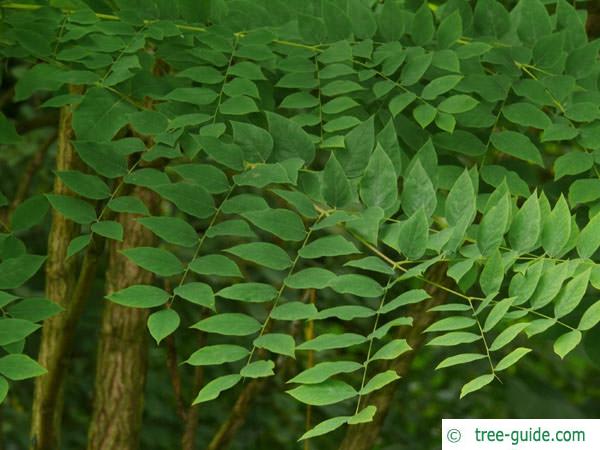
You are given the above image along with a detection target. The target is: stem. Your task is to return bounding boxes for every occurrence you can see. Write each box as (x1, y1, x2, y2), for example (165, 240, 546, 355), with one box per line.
(243, 213, 323, 371)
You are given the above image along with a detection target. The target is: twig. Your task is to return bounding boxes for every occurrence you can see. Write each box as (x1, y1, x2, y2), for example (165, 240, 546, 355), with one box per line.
(10, 132, 56, 213)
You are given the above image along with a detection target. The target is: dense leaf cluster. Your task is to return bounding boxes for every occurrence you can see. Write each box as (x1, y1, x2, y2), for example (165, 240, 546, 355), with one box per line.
(1, 0, 599, 441)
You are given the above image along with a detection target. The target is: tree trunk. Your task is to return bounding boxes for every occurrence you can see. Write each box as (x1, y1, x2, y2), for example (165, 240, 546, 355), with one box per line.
(86, 186, 159, 450)
(337, 264, 450, 450)
(30, 100, 80, 450)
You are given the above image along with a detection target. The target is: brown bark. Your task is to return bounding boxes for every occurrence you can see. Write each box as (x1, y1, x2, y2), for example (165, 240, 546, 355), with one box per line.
(31, 96, 96, 450)
(586, 0, 600, 38)
(86, 186, 160, 450)
(337, 264, 450, 450)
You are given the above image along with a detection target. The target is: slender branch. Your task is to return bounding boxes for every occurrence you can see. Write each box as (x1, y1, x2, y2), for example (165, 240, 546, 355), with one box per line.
(10, 132, 56, 212)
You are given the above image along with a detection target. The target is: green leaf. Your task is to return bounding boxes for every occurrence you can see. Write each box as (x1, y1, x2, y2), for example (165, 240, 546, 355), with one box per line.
(478, 191, 510, 256)
(121, 247, 183, 277)
(489, 323, 529, 351)
(217, 282, 277, 303)
(164, 87, 218, 106)
(553, 330, 582, 359)
(0, 255, 46, 290)
(220, 96, 258, 115)
(0, 319, 41, 345)
(107, 285, 169, 308)
(196, 136, 243, 171)
(479, 250, 504, 297)
(401, 160, 436, 218)
(344, 256, 394, 275)
(66, 235, 91, 259)
(174, 283, 215, 310)
(329, 274, 383, 298)
(396, 208, 428, 260)
(315, 306, 375, 321)
(460, 374, 494, 398)
(401, 53, 433, 86)
(516, 0, 552, 45)
(424, 316, 476, 333)
(530, 262, 569, 309)
(266, 112, 314, 163)
(192, 374, 241, 404)
(474, 0, 510, 38)
(240, 360, 275, 379)
(389, 92, 417, 116)
(299, 416, 348, 440)
(0, 354, 46, 380)
(192, 313, 262, 336)
(554, 152, 593, 181)
(542, 195, 571, 257)
(577, 212, 600, 258)
(495, 347, 532, 371)
(7, 298, 62, 322)
(137, 217, 198, 248)
(299, 236, 359, 259)
(436, 353, 487, 370)
(359, 146, 398, 211)
(554, 269, 591, 319)
(578, 300, 600, 331)
(189, 255, 242, 278)
(297, 333, 366, 351)
(285, 268, 337, 289)
(56, 171, 111, 200)
(186, 345, 249, 366)
(422, 75, 463, 101)
(72, 87, 134, 141)
(359, 370, 400, 395)
(322, 153, 352, 208)
(483, 298, 514, 332)
(445, 169, 476, 252)
(148, 309, 180, 345)
(0, 113, 21, 144)
(0, 376, 7, 403)
(411, 2, 434, 46)
(287, 380, 357, 406)
(129, 110, 168, 135)
(502, 103, 551, 129)
(569, 179, 600, 206)
(348, 0, 376, 38)
(509, 192, 541, 253)
(155, 183, 215, 219)
(413, 103, 437, 129)
(108, 196, 149, 216)
(338, 116, 374, 177)
(45, 195, 96, 224)
(427, 332, 482, 346)
(91, 221, 123, 241)
(370, 339, 411, 362)
(438, 95, 478, 114)
(10, 195, 49, 232)
(271, 302, 318, 321)
(170, 163, 230, 194)
(254, 333, 295, 358)
(74, 141, 128, 179)
(225, 242, 291, 270)
(242, 209, 305, 242)
(380, 290, 430, 314)
(490, 131, 544, 166)
(288, 361, 362, 385)
(208, 220, 260, 239)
